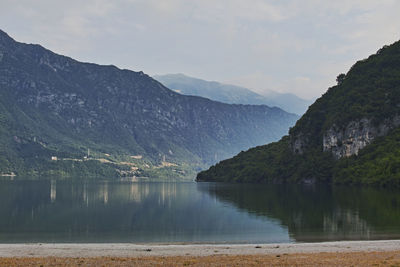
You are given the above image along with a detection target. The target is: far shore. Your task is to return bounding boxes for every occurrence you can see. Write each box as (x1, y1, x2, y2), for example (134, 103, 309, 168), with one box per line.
(0, 240, 399, 258)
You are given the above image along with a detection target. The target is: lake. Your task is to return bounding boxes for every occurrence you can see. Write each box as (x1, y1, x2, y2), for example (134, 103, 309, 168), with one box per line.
(0, 179, 399, 244)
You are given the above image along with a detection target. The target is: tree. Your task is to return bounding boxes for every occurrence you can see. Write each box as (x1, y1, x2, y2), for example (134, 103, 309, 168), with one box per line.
(336, 73, 346, 85)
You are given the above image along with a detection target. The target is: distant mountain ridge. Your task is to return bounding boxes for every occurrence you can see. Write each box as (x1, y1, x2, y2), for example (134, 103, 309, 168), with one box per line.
(197, 40, 400, 186)
(0, 29, 298, 178)
(154, 73, 311, 115)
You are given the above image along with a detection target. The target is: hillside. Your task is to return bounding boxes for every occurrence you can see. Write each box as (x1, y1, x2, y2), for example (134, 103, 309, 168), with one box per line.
(154, 74, 311, 115)
(197, 40, 400, 186)
(0, 29, 298, 179)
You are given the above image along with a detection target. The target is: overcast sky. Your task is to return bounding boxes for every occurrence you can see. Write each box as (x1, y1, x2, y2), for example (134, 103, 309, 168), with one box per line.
(1, 0, 400, 99)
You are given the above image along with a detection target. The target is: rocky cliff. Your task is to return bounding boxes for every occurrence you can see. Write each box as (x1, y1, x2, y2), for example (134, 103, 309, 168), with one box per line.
(322, 117, 400, 159)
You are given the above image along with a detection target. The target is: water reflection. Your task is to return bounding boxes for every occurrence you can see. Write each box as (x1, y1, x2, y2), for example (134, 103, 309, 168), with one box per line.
(201, 183, 400, 242)
(0, 180, 289, 243)
(50, 180, 56, 203)
(1, 180, 399, 243)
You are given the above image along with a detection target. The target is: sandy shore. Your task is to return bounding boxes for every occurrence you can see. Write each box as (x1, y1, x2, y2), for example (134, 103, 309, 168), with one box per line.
(1, 251, 400, 266)
(0, 241, 400, 266)
(0, 240, 399, 258)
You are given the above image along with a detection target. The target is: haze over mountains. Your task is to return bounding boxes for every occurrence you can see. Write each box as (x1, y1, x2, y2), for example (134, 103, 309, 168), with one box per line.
(154, 73, 312, 115)
(0, 29, 298, 178)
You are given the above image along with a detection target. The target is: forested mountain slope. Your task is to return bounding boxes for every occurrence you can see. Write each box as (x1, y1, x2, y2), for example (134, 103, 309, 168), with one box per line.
(197, 40, 400, 186)
(0, 29, 297, 178)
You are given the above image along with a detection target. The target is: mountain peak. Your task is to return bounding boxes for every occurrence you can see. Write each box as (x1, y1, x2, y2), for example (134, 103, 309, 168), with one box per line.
(0, 29, 16, 49)
(0, 29, 13, 41)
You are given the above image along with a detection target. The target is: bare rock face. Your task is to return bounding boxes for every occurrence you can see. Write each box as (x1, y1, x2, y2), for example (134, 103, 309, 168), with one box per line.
(323, 117, 400, 159)
(290, 116, 400, 159)
(291, 134, 307, 154)
(323, 119, 376, 159)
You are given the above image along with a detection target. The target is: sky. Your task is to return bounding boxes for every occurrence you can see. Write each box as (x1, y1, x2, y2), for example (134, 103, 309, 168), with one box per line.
(1, 0, 399, 100)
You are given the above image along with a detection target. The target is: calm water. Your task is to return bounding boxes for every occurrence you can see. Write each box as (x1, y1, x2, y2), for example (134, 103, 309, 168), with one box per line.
(0, 179, 400, 243)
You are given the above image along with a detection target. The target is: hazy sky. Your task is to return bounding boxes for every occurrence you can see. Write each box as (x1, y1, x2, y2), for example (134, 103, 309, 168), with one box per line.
(1, 0, 399, 99)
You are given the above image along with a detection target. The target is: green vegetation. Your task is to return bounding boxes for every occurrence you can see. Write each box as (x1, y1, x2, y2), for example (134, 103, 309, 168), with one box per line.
(197, 129, 400, 187)
(0, 88, 203, 180)
(197, 136, 335, 184)
(197, 40, 400, 186)
(334, 128, 400, 186)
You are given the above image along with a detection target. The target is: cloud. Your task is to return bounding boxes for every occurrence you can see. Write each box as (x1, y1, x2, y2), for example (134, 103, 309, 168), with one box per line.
(0, 0, 399, 98)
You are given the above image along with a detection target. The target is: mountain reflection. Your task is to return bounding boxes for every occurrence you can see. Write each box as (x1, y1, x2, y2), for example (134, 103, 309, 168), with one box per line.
(0, 180, 290, 243)
(1, 180, 399, 243)
(200, 183, 400, 242)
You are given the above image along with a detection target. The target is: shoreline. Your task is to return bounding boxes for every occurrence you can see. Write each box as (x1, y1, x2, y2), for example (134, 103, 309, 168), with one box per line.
(1, 240, 399, 258)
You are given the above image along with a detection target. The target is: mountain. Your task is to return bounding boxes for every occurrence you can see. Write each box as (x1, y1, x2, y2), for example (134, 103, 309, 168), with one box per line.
(153, 74, 311, 115)
(197, 40, 400, 186)
(0, 29, 298, 179)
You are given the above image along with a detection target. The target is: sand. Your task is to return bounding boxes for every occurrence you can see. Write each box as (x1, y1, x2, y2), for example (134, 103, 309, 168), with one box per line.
(0, 240, 399, 257)
(2, 251, 400, 266)
(1, 240, 400, 266)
